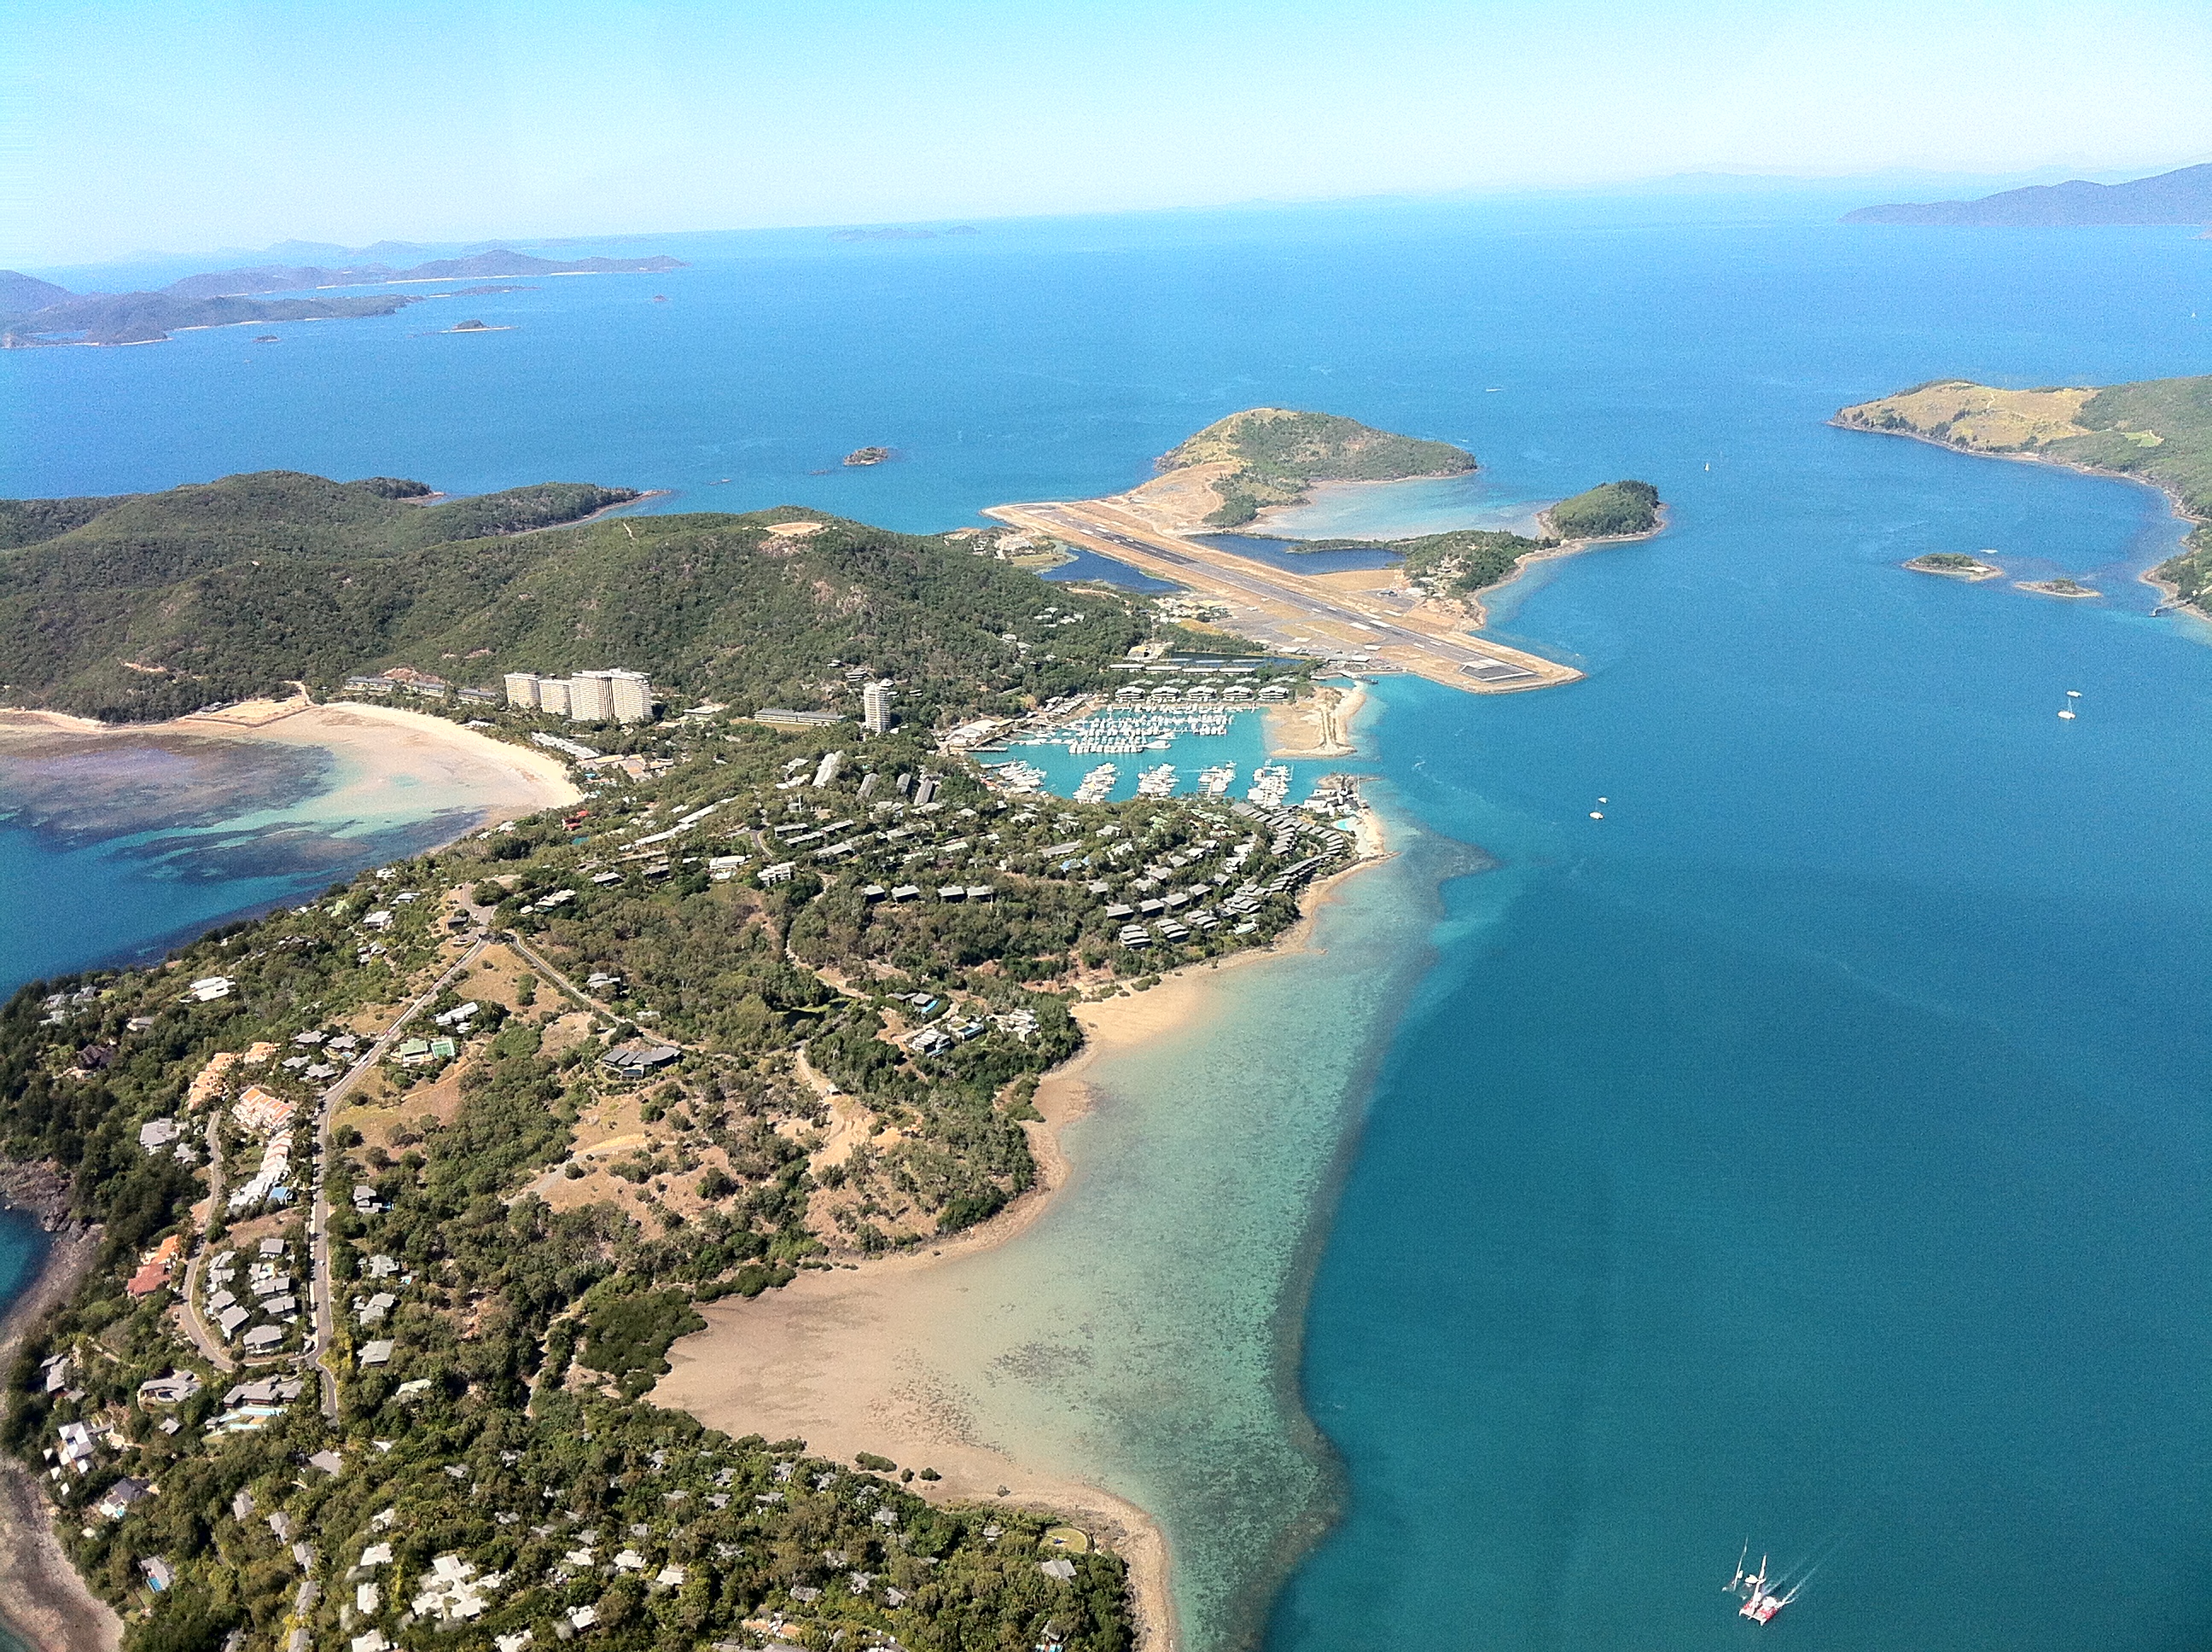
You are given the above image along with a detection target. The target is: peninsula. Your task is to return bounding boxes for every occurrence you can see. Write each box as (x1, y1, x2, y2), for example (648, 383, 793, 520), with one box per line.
(989, 410, 1662, 691)
(0, 468, 1386, 1652)
(1834, 373, 2212, 609)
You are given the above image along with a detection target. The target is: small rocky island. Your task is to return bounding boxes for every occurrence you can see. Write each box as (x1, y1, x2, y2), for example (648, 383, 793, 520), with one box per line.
(843, 445, 894, 466)
(1904, 551, 2004, 579)
(2017, 577, 2102, 598)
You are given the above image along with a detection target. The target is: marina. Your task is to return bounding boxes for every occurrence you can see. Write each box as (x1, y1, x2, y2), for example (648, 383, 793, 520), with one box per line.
(987, 701, 1279, 805)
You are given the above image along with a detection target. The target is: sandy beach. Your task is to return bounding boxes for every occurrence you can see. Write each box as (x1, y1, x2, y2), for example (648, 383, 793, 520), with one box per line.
(657, 813, 1392, 1652)
(0, 695, 580, 835)
(1266, 680, 1365, 759)
(224, 698, 582, 820)
(656, 970, 1248, 1652)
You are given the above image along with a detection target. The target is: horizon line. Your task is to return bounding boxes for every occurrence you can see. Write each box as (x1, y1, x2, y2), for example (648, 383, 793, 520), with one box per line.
(16, 154, 2210, 273)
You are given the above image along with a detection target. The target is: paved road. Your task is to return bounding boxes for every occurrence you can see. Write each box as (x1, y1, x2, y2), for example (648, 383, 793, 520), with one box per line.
(307, 926, 492, 1416)
(177, 1111, 236, 1372)
(989, 500, 1576, 692)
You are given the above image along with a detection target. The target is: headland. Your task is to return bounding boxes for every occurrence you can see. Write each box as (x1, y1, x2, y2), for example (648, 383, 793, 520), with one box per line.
(1835, 374, 2212, 611)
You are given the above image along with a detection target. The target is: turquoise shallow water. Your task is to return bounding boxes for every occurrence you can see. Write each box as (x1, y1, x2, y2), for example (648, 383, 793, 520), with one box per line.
(5, 195, 2211, 1649)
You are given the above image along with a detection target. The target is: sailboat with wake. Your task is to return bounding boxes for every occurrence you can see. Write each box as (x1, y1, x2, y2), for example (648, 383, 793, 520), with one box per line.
(1726, 1544, 1802, 1625)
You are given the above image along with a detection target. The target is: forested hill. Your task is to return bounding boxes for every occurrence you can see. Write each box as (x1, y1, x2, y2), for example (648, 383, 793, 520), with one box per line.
(1835, 374, 2212, 605)
(0, 471, 1144, 721)
(1156, 407, 1476, 526)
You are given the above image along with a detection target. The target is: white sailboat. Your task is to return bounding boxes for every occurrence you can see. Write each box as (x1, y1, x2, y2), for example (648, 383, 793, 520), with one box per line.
(1726, 1544, 1802, 1626)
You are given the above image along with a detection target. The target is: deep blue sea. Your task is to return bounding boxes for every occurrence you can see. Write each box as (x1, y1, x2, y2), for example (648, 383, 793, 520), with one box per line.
(4, 193, 2209, 1650)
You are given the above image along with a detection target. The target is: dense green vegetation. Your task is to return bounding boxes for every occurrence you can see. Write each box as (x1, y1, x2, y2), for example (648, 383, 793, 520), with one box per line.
(1156, 408, 1476, 526)
(2153, 526, 2212, 606)
(0, 472, 1148, 720)
(0, 475, 1360, 1650)
(1544, 479, 1662, 540)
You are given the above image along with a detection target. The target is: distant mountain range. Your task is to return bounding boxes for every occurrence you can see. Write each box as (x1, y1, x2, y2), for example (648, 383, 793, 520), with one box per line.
(1844, 161, 2212, 226)
(0, 249, 686, 346)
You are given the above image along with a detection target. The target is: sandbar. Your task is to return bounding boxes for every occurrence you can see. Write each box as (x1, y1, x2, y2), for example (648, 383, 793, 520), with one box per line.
(1267, 679, 1365, 759)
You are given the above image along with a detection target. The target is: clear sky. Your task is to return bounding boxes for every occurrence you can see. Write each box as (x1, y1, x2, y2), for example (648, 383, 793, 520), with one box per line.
(7, 0, 2210, 265)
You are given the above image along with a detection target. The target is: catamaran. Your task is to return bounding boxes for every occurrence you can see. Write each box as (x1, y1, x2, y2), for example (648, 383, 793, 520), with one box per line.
(1726, 1545, 1801, 1625)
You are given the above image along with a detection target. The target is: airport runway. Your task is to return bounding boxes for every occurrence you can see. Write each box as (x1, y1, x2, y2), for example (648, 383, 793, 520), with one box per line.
(985, 497, 1580, 694)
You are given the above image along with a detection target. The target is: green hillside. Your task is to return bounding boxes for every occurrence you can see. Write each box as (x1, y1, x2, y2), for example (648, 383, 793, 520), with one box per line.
(0, 473, 1142, 720)
(1158, 407, 1476, 526)
(1836, 374, 2212, 604)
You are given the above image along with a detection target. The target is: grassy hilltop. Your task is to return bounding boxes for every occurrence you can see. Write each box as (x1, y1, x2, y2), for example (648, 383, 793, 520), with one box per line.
(1836, 374, 2212, 604)
(0, 473, 1149, 722)
(1156, 407, 1476, 526)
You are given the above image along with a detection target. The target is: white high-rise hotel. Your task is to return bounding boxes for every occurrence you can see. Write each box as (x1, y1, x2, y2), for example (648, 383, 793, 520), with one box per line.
(862, 680, 894, 735)
(504, 669, 655, 724)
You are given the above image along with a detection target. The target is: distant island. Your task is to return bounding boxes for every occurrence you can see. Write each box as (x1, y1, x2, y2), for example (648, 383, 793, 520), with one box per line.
(1843, 160, 2212, 226)
(2017, 577, 2102, 598)
(843, 446, 894, 467)
(829, 225, 981, 241)
(1903, 551, 2004, 580)
(1835, 373, 2212, 609)
(1152, 407, 1477, 527)
(3, 290, 422, 347)
(0, 248, 685, 346)
(162, 249, 686, 299)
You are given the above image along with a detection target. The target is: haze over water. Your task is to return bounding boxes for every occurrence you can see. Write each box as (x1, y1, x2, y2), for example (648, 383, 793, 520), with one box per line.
(5, 195, 2210, 1650)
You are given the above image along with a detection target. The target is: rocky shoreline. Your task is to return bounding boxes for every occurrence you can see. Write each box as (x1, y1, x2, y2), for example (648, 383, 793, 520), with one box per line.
(0, 1161, 122, 1652)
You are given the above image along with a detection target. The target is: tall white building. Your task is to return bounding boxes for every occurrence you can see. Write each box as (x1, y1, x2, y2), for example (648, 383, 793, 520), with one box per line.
(498, 667, 654, 724)
(604, 670, 654, 724)
(862, 680, 894, 735)
(567, 672, 614, 724)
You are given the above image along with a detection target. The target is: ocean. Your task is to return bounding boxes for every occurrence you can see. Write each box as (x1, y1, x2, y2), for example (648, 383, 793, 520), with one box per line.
(4, 193, 2209, 1650)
